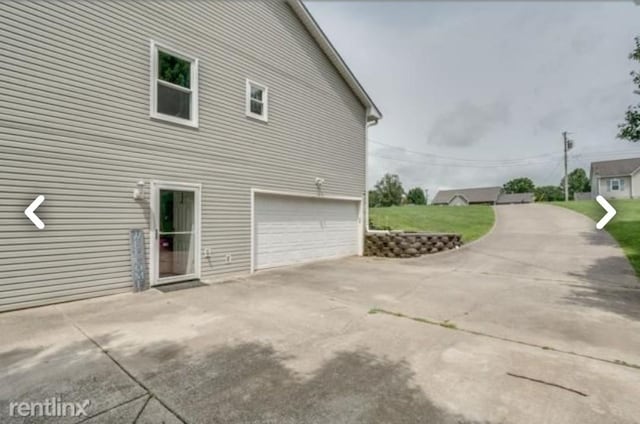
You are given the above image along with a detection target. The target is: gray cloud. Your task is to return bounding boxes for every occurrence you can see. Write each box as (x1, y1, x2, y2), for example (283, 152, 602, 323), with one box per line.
(307, 1, 640, 198)
(427, 102, 510, 148)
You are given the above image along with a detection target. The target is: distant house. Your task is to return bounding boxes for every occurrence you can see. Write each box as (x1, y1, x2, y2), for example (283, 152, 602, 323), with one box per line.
(432, 186, 534, 206)
(432, 187, 501, 205)
(496, 193, 535, 205)
(590, 158, 640, 199)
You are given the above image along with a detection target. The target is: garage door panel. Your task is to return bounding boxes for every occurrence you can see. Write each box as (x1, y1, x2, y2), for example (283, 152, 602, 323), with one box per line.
(255, 194, 359, 269)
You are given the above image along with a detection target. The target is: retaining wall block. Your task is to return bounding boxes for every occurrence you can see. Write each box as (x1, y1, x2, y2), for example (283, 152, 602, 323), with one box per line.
(364, 232, 462, 258)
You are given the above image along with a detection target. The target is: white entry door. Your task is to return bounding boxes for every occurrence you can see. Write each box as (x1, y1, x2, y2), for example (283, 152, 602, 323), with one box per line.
(253, 193, 361, 270)
(151, 182, 201, 285)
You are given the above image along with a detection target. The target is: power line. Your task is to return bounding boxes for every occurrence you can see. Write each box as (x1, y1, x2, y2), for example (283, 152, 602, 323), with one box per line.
(541, 157, 565, 186)
(369, 152, 560, 168)
(368, 138, 560, 164)
(368, 138, 639, 167)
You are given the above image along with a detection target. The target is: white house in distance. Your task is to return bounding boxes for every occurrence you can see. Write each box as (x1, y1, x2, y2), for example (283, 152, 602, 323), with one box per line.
(590, 158, 640, 199)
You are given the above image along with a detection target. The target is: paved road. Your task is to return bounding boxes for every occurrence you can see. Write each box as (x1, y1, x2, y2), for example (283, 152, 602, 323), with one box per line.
(1, 204, 640, 423)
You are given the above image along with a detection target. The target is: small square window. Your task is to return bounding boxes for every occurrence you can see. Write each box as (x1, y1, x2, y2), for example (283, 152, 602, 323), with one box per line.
(246, 79, 268, 122)
(610, 179, 620, 191)
(150, 41, 198, 127)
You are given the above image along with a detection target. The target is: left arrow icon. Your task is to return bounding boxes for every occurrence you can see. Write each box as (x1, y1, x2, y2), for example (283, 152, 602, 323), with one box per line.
(25, 195, 45, 230)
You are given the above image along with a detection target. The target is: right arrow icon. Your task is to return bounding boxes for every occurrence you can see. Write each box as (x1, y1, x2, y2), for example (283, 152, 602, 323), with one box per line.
(595, 195, 616, 230)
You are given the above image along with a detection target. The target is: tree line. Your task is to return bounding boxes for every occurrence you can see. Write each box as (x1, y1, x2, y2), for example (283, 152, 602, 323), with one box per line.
(502, 169, 590, 202)
(368, 174, 425, 207)
(368, 168, 591, 207)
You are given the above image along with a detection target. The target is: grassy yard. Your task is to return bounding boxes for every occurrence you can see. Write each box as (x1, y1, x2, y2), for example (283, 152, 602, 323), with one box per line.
(553, 199, 640, 277)
(369, 205, 495, 243)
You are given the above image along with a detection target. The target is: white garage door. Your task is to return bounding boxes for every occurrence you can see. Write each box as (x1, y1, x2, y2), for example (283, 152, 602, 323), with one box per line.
(254, 194, 361, 270)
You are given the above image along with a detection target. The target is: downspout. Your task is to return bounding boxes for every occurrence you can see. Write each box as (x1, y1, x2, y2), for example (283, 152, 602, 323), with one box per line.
(365, 116, 388, 234)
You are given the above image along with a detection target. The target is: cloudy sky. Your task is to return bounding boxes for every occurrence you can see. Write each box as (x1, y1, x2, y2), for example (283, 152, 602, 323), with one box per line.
(306, 1, 640, 200)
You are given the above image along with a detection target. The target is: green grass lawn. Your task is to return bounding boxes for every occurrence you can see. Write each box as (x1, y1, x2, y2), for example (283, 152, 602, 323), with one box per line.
(368, 205, 495, 243)
(553, 199, 640, 277)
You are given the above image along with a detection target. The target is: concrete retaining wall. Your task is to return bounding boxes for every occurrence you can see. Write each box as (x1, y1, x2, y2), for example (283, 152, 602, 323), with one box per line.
(364, 232, 462, 258)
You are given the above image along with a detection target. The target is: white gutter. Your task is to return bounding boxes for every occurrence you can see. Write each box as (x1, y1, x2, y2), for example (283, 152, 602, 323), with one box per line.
(365, 119, 386, 234)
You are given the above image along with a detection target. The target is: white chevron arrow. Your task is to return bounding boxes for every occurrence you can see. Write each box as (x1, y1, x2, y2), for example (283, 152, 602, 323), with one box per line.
(595, 195, 616, 230)
(24, 195, 45, 230)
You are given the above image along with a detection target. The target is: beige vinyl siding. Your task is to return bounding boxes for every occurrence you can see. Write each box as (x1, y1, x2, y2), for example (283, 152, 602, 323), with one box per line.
(0, 0, 367, 311)
(632, 172, 640, 199)
(598, 176, 632, 200)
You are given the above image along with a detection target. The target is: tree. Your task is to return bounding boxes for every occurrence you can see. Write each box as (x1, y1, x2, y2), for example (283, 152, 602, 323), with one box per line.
(406, 187, 426, 205)
(503, 177, 535, 194)
(618, 36, 640, 142)
(368, 190, 381, 208)
(534, 185, 564, 202)
(560, 168, 591, 199)
(373, 173, 405, 207)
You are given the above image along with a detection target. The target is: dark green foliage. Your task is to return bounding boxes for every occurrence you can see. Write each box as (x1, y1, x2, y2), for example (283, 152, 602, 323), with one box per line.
(158, 51, 191, 88)
(373, 174, 405, 207)
(560, 168, 591, 199)
(569, 168, 591, 198)
(503, 177, 535, 194)
(368, 190, 381, 208)
(534, 185, 564, 202)
(618, 36, 640, 142)
(406, 187, 426, 205)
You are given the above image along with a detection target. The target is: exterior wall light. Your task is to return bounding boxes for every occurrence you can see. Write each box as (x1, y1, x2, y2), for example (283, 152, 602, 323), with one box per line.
(133, 180, 145, 200)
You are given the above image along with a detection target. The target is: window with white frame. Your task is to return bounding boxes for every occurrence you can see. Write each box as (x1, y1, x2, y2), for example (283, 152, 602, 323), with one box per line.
(609, 178, 623, 191)
(246, 79, 268, 122)
(150, 41, 198, 127)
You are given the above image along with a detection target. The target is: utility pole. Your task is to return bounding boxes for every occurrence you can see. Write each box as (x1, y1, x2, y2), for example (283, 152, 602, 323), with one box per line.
(562, 131, 574, 202)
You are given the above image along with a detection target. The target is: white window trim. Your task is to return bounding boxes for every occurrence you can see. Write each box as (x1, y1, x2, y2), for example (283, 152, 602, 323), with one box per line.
(149, 180, 202, 286)
(610, 178, 621, 191)
(245, 79, 268, 122)
(150, 40, 199, 128)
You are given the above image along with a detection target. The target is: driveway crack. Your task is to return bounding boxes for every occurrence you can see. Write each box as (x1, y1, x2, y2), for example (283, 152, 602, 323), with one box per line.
(57, 308, 189, 424)
(74, 393, 148, 423)
(506, 372, 588, 397)
(133, 394, 153, 424)
(369, 308, 640, 372)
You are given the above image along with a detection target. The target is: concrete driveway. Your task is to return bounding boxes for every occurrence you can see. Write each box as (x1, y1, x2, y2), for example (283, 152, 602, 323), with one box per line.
(2, 204, 640, 423)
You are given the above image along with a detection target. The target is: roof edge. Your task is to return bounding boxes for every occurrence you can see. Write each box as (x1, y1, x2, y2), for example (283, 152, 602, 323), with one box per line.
(287, 0, 382, 122)
(450, 194, 469, 202)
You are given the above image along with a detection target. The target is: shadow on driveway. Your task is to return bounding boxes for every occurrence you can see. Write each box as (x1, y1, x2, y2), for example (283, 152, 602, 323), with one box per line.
(565, 255, 640, 322)
(2, 336, 486, 424)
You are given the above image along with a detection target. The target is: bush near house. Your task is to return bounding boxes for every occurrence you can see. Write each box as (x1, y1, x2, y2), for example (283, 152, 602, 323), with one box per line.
(369, 205, 495, 243)
(554, 200, 640, 277)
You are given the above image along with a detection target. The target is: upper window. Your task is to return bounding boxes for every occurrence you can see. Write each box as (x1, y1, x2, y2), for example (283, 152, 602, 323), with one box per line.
(150, 41, 199, 127)
(246, 79, 268, 122)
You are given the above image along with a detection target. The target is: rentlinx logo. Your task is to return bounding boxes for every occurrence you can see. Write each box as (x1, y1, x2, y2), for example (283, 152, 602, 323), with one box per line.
(9, 397, 91, 418)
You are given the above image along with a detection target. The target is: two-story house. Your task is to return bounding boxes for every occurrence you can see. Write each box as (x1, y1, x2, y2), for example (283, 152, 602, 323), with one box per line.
(590, 158, 640, 200)
(0, 0, 381, 312)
